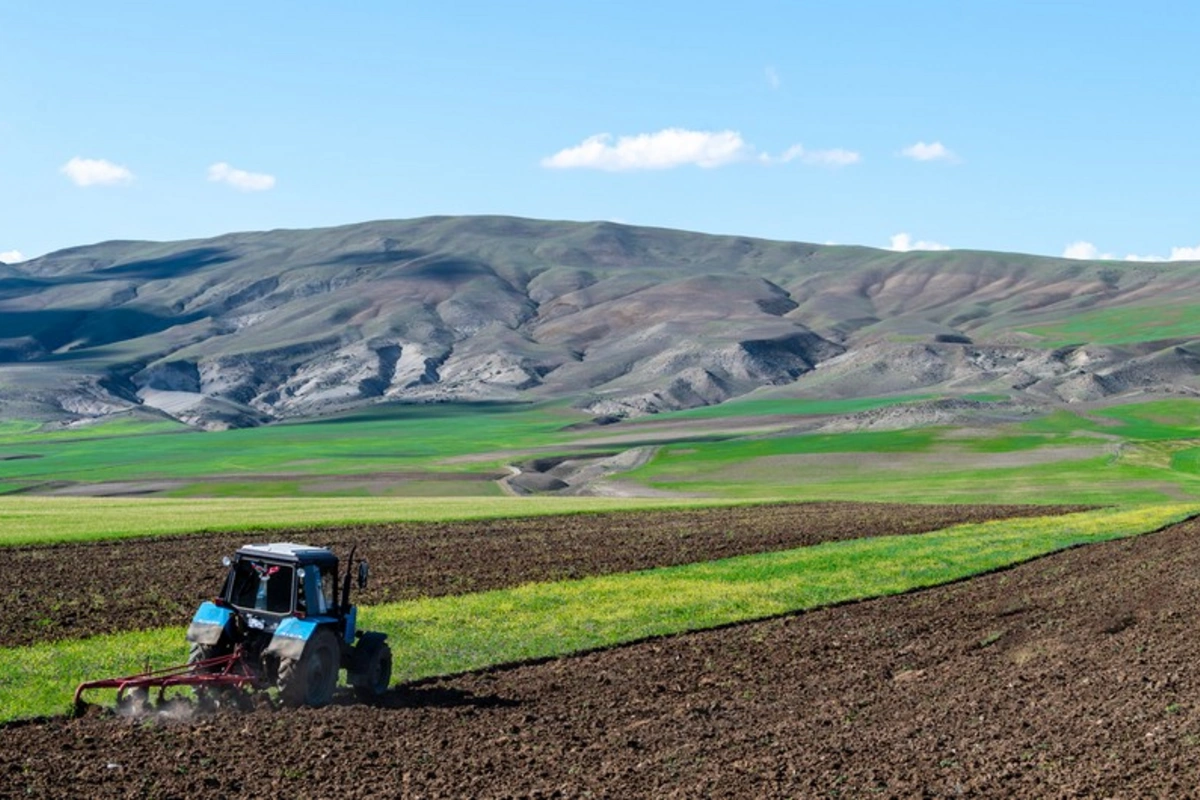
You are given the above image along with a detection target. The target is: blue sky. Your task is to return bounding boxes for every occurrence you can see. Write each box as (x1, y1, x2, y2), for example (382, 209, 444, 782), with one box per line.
(3, 1, 1198, 263)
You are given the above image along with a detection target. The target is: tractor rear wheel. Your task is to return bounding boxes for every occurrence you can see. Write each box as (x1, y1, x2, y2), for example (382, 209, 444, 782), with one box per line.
(278, 629, 340, 707)
(352, 641, 393, 702)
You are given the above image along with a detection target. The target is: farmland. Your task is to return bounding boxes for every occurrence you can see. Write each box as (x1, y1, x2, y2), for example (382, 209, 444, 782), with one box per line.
(2, 394, 1200, 796)
(1, 395, 1199, 505)
(2, 502, 1199, 796)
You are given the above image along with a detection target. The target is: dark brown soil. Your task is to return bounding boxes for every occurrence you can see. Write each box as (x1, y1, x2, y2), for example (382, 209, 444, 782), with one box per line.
(4, 510, 1200, 797)
(0, 502, 1083, 648)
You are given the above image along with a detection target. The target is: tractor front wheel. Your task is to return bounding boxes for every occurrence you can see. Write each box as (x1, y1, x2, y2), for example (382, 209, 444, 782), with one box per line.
(187, 641, 228, 672)
(188, 641, 236, 708)
(278, 630, 340, 707)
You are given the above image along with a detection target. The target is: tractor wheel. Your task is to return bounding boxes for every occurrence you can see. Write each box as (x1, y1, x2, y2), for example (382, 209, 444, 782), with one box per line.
(188, 641, 233, 708)
(278, 629, 340, 707)
(353, 641, 393, 702)
(187, 641, 227, 673)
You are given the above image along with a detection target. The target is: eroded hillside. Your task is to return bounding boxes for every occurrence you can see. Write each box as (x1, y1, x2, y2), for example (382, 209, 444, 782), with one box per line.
(2, 216, 1199, 429)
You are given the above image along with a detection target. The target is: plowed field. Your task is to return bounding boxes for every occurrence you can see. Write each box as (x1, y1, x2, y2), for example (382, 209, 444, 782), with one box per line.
(8, 504, 1200, 797)
(0, 502, 1081, 647)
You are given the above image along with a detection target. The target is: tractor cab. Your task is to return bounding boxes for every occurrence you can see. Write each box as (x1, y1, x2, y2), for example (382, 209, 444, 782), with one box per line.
(223, 543, 344, 627)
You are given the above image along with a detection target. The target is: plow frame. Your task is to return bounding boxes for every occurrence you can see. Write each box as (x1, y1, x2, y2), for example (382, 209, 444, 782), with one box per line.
(73, 646, 262, 714)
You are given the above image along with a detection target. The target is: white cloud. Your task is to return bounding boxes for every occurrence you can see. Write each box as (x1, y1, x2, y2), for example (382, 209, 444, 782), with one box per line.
(889, 232, 950, 252)
(207, 162, 276, 191)
(765, 66, 781, 89)
(776, 144, 861, 167)
(0, 249, 23, 264)
(1062, 241, 1200, 261)
(901, 141, 959, 163)
(542, 129, 751, 171)
(60, 157, 134, 187)
(1062, 241, 1104, 260)
(542, 129, 860, 171)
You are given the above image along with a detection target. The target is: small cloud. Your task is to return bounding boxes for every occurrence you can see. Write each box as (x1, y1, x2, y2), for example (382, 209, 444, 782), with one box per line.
(889, 232, 950, 252)
(901, 141, 959, 163)
(60, 157, 134, 187)
(1061, 241, 1200, 261)
(207, 162, 276, 191)
(765, 66, 781, 89)
(1062, 241, 1104, 260)
(542, 129, 751, 171)
(0, 249, 23, 264)
(776, 144, 861, 167)
(543, 129, 860, 171)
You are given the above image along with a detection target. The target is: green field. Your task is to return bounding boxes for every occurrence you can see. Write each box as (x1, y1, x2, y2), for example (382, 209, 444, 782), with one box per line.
(1, 396, 1199, 506)
(3, 392, 1198, 723)
(1021, 303, 1200, 346)
(626, 399, 1200, 505)
(0, 402, 577, 486)
(0, 496, 751, 547)
(2, 504, 1192, 722)
(0, 418, 187, 444)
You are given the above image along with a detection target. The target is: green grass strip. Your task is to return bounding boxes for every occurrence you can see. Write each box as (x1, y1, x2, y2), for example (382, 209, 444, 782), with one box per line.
(0, 496, 756, 547)
(377, 504, 1195, 678)
(1, 504, 1193, 722)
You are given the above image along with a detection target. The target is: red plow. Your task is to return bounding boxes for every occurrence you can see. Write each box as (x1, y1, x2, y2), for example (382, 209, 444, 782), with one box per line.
(73, 646, 260, 716)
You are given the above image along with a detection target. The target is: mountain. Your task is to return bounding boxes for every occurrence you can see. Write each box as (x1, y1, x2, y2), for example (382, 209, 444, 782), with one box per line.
(2, 215, 1199, 430)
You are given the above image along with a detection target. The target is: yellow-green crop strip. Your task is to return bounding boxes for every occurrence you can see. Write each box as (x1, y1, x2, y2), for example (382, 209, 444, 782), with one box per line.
(0, 496, 759, 547)
(1, 505, 1194, 722)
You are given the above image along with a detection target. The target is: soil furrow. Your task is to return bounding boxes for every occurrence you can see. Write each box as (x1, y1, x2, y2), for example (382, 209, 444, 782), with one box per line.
(2, 509, 1196, 797)
(0, 502, 1083, 647)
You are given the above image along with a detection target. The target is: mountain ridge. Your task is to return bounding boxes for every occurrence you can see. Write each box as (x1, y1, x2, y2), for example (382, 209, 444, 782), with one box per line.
(2, 215, 1199, 430)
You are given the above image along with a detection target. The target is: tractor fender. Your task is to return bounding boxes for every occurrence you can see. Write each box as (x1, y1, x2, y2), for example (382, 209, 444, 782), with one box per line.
(186, 601, 234, 646)
(263, 617, 323, 662)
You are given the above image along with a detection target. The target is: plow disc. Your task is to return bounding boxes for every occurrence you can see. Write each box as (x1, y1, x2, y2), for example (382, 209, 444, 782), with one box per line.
(73, 647, 260, 716)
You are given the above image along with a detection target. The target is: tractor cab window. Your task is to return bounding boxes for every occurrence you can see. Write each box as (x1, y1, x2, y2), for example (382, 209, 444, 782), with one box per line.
(228, 559, 294, 614)
(298, 563, 340, 615)
(318, 563, 338, 613)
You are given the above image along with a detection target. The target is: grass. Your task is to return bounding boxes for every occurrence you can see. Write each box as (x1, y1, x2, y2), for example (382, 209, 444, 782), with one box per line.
(1016, 401, 1200, 441)
(1092, 399, 1200, 439)
(1021, 303, 1200, 346)
(163, 478, 508, 498)
(637, 428, 939, 476)
(0, 402, 582, 486)
(2, 397, 1199, 506)
(0, 496, 755, 547)
(1174, 448, 1200, 475)
(623, 399, 1200, 505)
(2, 504, 1193, 722)
(0, 417, 187, 445)
(640, 454, 1197, 505)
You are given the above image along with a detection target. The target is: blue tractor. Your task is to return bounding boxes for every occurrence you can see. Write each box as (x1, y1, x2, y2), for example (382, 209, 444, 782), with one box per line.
(183, 542, 392, 707)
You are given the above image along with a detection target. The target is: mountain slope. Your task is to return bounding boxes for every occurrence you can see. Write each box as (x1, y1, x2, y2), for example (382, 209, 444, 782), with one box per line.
(2, 216, 1199, 429)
